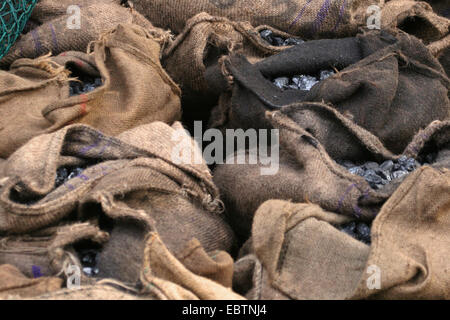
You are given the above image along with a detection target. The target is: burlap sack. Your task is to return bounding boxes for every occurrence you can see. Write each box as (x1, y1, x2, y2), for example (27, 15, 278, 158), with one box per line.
(162, 12, 301, 118)
(236, 167, 450, 299)
(213, 101, 450, 238)
(0, 121, 235, 284)
(131, 0, 448, 41)
(382, 1, 449, 44)
(0, 223, 108, 281)
(210, 29, 450, 155)
(0, 23, 181, 158)
(140, 232, 244, 300)
(0, 264, 63, 299)
(29, 0, 121, 24)
(0, 2, 152, 68)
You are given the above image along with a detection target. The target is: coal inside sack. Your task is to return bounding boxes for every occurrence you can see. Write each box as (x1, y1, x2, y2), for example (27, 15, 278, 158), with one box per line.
(337, 154, 437, 190)
(273, 70, 335, 91)
(260, 29, 304, 47)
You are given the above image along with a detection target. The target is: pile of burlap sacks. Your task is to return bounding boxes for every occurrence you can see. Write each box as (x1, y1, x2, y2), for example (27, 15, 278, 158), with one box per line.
(0, 0, 449, 300)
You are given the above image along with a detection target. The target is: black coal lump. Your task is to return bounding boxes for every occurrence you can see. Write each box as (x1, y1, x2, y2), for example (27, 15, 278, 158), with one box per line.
(55, 166, 86, 188)
(259, 29, 304, 47)
(339, 221, 372, 245)
(79, 249, 100, 277)
(69, 76, 102, 96)
(272, 69, 335, 91)
(337, 155, 434, 190)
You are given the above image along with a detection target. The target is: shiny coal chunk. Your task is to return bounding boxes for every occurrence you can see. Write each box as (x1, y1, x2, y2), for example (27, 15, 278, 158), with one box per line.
(260, 29, 274, 44)
(319, 70, 335, 81)
(67, 167, 84, 180)
(272, 36, 285, 46)
(296, 75, 319, 91)
(365, 174, 383, 186)
(375, 169, 390, 181)
(405, 158, 420, 171)
(291, 76, 301, 86)
(363, 162, 379, 171)
(283, 38, 304, 46)
(82, 267, 93, 276)
(380, 160, 394, 171)
(340, 160, 356, 169)
(69, 77, 102, 96)
(55, 167, 69, 188)
(391, 170, 408, 180)
(398, 155, 408, 165)
(273, 77, 290, 89)
(356, 222, 371, 243)
(349, 166, 365, 176)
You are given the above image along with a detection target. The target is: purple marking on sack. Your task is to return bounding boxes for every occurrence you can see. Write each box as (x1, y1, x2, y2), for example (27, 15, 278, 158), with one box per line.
(353, 188, 370, 218)
(31, 29, 43, 56)
(332, 0, 347, 32)
(78, 174, 89, 181)
(353, 204, 362, 218)
(311, 0, 331, 35)
(79, 142, 99, 155)
(337, 183, 356, 213)
(32, 265, 43, 278)
(64, 181, 75, 190)
(49, 23, 59, 53)
(64, 133, 113, 190)
(289, 0, 314, 31)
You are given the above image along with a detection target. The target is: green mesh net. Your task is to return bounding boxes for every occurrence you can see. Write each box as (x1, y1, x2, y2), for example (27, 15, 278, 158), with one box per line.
(0, 0, 38, 60)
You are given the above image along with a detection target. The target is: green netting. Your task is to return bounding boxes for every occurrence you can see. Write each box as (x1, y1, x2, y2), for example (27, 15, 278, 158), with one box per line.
(0, 0, 38, 60)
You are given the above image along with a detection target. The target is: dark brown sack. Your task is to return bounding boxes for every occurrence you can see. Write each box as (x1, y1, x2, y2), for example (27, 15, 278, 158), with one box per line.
(210, 29, 450, 154)
(0, 23, 181, 158)
(162, 12, 301, 119)
(0, 264, 63, 299)
(213, 102, 450, 238)
(235, 167, 450, 299)
(0, 223, 108, 282)
(0, 121, 235, 284)
(0, 2, 151, 68)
